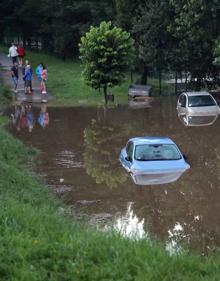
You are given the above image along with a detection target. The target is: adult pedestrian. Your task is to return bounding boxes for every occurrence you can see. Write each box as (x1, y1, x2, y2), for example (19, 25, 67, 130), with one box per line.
(11, 62, 19, 92)
(23, 65, 32, 94)
(17, 43, 25, 66)
(41, 64, 48, 94)
(8, 43, 18, 64)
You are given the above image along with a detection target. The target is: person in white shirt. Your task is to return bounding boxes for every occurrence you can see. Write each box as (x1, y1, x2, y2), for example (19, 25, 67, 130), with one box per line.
(8, 43, 18, 64)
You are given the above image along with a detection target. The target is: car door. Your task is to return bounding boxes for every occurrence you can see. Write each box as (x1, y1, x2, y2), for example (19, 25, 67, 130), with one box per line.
(123, 141, 134, 172)
(177, 94, 187, 114)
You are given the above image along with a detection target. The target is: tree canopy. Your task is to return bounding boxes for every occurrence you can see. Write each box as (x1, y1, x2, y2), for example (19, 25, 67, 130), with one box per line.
(1, 0, 220, 85)
(79, 21, 135, 105)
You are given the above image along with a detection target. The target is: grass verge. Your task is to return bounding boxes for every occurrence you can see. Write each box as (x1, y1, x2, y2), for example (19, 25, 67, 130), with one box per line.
(0, 45, 173, 106)
(0, 90, 219, 280)
(0, 78, 12, 104)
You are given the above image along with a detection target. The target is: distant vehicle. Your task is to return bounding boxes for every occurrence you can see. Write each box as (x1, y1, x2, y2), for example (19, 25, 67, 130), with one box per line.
(177, 91, 220, 115)
(177, 111, 219, 127)
(128, 84, 152, 98)
(119, 137, 190, 185)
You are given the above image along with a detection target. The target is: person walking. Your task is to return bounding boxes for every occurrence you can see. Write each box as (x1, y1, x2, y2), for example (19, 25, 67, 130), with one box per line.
(23, 60, 33, 92)
(41, 64, 48, 94)
(8, 43, 18, 64)
(35, 63, 43, 81)
(17, 43, 25, 66)
(23, 65, 32, 94)
(11, 62, 19, 92)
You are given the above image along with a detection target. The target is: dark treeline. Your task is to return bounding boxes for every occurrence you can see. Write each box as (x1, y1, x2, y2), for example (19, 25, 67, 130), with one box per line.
(1, 0, 220, 86)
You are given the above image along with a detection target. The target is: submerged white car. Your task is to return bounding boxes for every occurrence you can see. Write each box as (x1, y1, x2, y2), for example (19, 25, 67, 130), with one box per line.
(177, 91, 220, 115)
(119, 137, 190, 185)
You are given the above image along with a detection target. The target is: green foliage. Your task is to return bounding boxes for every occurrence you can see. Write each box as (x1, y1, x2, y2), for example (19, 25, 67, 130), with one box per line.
(213, 40, 220, 67)
(0, 0, 114, 58)
(79, 21, 135, 103)
(168, 0, 220, 78)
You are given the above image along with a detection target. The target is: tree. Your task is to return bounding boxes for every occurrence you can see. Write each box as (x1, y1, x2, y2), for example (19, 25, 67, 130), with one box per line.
(113, 0, 140, 31)
(168, 0, 220, 89)
(132, 1, 170, 91)
(213, 41, 220, 67)
(79, 21, 135, 105)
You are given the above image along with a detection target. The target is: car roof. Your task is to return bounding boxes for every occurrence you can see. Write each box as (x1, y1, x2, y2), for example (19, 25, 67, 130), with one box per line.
(181, 91, 211, 97)
(129, 137, 175, 145)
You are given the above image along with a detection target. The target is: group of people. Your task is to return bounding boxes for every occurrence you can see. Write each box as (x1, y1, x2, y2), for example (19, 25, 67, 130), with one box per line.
(11, 102, 50, 132)
(9, 43, 48, 94)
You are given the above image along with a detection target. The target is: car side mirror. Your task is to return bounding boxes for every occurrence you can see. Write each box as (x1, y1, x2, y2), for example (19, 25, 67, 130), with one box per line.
(125, 156, 132, 162)
(183, 154, 188, 162)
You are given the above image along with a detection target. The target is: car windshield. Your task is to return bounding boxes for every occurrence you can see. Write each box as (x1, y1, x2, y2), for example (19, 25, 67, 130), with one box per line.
(134, 144, 181, 161)
(188, 95, 216, 107)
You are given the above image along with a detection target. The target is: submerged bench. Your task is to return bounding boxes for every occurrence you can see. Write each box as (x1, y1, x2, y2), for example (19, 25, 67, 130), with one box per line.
(128, 84, 152, 98)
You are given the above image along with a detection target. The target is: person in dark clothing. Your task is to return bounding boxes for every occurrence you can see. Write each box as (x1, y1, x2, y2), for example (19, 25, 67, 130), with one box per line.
(11, 62, 19, 92)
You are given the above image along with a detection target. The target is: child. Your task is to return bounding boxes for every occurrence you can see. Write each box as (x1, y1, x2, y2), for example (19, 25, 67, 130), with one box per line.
(41, 64, 48, 94)
(35, 63, 43, 81)
(23, 65, 32, 94)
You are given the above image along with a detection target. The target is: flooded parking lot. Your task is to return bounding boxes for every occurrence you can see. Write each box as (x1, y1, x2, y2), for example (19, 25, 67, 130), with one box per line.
(7, 97, 220, 255)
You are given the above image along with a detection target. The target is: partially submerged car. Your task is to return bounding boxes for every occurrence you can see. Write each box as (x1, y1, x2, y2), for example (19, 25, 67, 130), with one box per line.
(119, 137, 190, 185)
(177, 91, 220, 115)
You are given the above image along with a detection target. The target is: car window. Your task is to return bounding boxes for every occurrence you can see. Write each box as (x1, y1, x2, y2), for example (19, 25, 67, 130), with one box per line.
(134, 144, 181, 161)
(188, 95, 216, 107)
(179, 94, 186, 107)
(126, 142, 134, 159)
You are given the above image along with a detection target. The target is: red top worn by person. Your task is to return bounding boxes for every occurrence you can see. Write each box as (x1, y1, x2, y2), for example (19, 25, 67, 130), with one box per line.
(17, 45, 25, 57)
(17, 44, 25, 66)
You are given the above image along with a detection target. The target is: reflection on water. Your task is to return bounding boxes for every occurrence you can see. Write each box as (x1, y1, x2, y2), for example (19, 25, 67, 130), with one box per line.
(166, 222, 185, 255)
(111, 202, 147, 239)
(84, 119, 128, 188)
(130, 172, 186, 186)
(7, 98, 220, 255)
(11, 102, 50, 132)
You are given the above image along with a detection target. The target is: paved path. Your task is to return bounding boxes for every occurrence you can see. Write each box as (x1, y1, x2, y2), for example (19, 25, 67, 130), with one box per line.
(0, 53, 54, 103)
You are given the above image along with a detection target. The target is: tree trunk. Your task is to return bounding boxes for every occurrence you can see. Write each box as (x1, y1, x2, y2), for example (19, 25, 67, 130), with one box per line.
(185, 72, 188, 91)
(159, 68, 162, 96)
(103, 85, 108, 107)
(141, 65, 148, 85)
(175, 71, 178, 95)
(130, 71, 133, 83)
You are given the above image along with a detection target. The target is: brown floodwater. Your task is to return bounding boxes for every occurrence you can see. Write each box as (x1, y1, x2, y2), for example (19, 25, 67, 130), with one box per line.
(7, 98, 220, 255)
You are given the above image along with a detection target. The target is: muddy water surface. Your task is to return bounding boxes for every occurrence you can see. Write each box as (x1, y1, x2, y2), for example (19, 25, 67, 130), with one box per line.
(7, 98, 220, 255)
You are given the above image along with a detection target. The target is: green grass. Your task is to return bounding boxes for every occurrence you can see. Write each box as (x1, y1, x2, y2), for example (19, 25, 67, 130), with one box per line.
(0, 78, 12, 104)
(0, 45, 173, 106)
(0, 89, 219, 280)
